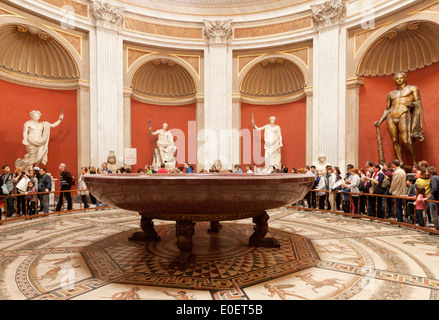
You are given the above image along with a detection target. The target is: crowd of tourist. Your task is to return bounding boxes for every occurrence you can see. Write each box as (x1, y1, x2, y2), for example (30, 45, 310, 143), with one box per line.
(1, 159, 438, 231)
(299, 159, 438, 230)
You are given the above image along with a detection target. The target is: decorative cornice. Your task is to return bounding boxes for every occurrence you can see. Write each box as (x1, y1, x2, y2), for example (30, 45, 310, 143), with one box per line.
(203, 19, 233, 44)
(311, 0, 346, 29)
(90, 0, 125, 32)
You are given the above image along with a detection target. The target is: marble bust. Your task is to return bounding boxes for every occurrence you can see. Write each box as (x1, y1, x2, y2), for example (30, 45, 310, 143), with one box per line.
(16, 110, 63, 172)
(107, 151, 121, 172)
(314, 154, 330, 173)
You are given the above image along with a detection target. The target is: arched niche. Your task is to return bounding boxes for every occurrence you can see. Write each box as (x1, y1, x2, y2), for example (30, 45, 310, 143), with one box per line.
(127, 53, 200, 105)
(127, 55, 199, 170)
(353, 14, 439, 78)
(238, 55, 308, 170)
(238, 54, 308, 105)
(130, 57, 197, 105)
(0, 19, 83, 89)
(357, 20, 439, 77)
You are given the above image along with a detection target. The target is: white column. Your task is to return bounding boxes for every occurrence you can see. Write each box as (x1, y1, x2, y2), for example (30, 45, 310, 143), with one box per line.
(77, 80, 91, 173)
(304, 86, 314, 166)
(311, 0, 347, 168)
(202, 20, 234, 169)
(346, 77, 364, 168)
(89, 0, 125, 166)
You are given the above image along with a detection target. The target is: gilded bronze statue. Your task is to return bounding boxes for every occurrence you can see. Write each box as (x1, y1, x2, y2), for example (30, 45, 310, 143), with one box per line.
(374, 72, 424, 164)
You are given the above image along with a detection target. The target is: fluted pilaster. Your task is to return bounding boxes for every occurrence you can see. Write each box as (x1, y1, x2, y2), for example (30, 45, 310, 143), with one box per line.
(202, 20, 234, 169)
(311, 0, 347, 168)
(90, 0, 125, 165)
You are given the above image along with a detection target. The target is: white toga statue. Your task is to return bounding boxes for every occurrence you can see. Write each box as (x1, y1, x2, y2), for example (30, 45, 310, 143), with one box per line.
(16, 110, 63, 172)
(252, 116, 283, 170)
(150, 123, 177, 168)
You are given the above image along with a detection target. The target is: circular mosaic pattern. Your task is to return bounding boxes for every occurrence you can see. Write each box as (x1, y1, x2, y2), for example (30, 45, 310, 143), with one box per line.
(81, 222, 319, 290)
(1, 209, 439, 300)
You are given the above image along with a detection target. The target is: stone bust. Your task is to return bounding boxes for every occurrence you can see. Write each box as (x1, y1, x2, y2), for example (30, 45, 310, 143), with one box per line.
(107, 151, 121, 172)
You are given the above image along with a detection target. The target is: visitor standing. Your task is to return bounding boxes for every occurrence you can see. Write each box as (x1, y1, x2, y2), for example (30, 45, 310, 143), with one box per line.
(1, 165, 15, 217)
(25, 180, 37, 216)
(78, 167, 89, 209)
(428, 167, 438, 229)
(38, 168, 51, 213)
(157, 163, 168, 173)
(389, 159, 407, 222)
(55, 163, 74, 212)
(184, 162, 193, 173)
(367, 164, 385, 218)
(406, 185, 428, 227)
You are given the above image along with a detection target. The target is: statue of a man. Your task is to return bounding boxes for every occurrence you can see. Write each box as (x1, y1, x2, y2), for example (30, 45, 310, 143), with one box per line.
(16, 110, 63, 172)
(374, 72, 424, 164)
(150, 123, 177, 167)
(252, 116, 283, 170)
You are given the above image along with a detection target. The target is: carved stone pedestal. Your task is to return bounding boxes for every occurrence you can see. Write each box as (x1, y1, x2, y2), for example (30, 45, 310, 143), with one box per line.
(170, 220, 196, 270)
(129, 210, 280, 270)
(128, 217, 160, 243)
(249, 211, 280, 248)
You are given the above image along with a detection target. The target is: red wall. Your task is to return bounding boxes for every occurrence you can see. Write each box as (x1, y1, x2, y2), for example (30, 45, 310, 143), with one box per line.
(359, 62, 439, 169)
(240, 99, 307, 171)
(130, 99, 197, 171)
(0, 79, 78, 188)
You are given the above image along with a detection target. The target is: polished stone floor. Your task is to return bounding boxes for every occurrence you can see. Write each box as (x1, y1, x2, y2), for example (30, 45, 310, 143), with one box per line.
(0, 207, 438, 300)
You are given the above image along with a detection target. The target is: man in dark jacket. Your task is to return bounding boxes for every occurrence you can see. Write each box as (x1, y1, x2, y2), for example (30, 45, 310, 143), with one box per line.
(38, 167, 52, 213)
(55, 163, 74, 211)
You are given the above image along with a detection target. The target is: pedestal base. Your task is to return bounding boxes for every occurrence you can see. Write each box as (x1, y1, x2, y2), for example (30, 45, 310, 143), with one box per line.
(130, 211, 280, 270)
(249, 211, 281, 248)
(128, 217, 160, 243)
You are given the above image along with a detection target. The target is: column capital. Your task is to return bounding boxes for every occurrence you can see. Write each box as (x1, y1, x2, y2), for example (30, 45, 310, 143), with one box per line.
(311, 0, 346, 30)
(90, 0, 125, 32)
(203, 19, 233, 45)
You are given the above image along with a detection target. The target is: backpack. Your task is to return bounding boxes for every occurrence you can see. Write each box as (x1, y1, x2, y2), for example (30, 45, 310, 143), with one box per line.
(381, 175, 390, 189)
(71, 175, 76, 186)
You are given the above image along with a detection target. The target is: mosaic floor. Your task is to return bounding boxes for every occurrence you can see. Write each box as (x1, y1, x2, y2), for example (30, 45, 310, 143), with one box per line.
(0, 207, 438, 300)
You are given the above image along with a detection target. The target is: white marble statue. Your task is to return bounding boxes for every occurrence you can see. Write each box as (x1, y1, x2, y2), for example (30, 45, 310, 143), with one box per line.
(252, 116, 283, 170)
(314, 154, 330, 173)
(150, 123, 177, 169)
(16, 110, 63, 172)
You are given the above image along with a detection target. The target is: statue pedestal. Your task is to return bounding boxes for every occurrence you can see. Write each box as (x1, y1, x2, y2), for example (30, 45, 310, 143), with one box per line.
(49, 174, 57, 206)
(152, 148, 176, 172)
